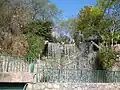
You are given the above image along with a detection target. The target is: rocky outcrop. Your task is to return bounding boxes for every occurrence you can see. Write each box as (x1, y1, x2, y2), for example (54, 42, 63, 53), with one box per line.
(111, 44, 120, 71)
(113, 44, 120, 53)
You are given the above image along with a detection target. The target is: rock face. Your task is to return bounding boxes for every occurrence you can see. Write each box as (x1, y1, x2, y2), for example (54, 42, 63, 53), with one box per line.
(113, 44, 120, 53)
(112, 44, 120, 71)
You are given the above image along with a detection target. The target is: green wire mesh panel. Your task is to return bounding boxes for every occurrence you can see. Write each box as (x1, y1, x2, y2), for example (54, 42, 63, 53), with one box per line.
(29, 63, 34, 73)
(35, 69, 120, 83)
(0, 83, 25, 90)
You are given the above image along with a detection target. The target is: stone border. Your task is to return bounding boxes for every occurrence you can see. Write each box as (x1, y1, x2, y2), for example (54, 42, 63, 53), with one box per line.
(26, 83, 120, 90)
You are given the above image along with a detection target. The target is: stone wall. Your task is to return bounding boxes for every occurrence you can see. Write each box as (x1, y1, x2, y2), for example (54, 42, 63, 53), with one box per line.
(0, 72, 34, 83)
(26, 83, 120, 90)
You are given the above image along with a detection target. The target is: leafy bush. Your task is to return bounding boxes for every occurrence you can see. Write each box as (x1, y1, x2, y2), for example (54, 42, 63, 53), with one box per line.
(23, 20, 53, 41)
(26, 34, 45, 61)
(99, 44, 116, 69)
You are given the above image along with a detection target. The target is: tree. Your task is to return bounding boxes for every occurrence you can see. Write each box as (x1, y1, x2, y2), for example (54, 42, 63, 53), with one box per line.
(25, 0, 61, 22)
(60, 19, 76, 37)
(96, 0, 120, 45)
(96, 0, 120, 69)
(57, 35, 70, 44)
(96, 0, 116, 12)
(24, 20, 53, 41)
(26, 34, 45, 60)
(0, 0, 62, 60)
(0, 0, 32, 34)
(76, 6, 104, 40)
(0, 0, 32, 53)
(75, 4, 120, 44)
(22, 0, 62, 60)
(75, 4, 118, 69)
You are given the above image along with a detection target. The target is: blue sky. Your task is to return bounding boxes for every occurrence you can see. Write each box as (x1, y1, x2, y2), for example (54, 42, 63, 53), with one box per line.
(51, 0, 97, 20)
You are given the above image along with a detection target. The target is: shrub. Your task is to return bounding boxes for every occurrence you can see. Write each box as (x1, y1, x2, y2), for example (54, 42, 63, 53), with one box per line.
(26, 34, 45, 61)
(99, 44, 117, 69)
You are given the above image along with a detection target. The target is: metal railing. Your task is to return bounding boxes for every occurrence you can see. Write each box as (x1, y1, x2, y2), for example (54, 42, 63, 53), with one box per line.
(35, 68, 120, 83)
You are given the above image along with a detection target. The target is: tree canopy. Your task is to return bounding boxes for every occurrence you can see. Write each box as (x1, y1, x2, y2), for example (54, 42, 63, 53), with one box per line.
(76, 6, 104, 39)
(73, 0, 120, 69)
(0, 0, 61, 60)
(0, 0, 120, 67)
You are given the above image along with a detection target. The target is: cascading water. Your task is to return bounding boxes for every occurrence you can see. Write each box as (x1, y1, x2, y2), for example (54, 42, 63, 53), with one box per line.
(75, 42, 97, 70)
(40, 41, 98, 83)
(47, 42, 97, 69)
(47, 42, 76, 68)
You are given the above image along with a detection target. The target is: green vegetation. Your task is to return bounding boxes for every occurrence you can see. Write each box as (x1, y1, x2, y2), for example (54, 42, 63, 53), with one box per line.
(72, 0, 119, 69)
(26, 34, 45, 61)
(24, 20, 54, 60)
(57, 35, 70, 44)
(0, 0, 119, 69)
(24, 21, 53, 41)
(99, 44, 116, 69)
(76, 6, 104, 40)
(0, 0, 61, 61)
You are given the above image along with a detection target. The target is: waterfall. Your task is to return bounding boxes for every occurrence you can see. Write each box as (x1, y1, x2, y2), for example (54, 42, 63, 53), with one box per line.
(39, 42, 97, 82)
(47, 42, 97, 69)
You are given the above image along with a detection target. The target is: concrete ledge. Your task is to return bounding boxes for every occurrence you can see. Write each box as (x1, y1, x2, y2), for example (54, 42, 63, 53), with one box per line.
(0, 72, 35, 83)
(26, 83, 120, 90)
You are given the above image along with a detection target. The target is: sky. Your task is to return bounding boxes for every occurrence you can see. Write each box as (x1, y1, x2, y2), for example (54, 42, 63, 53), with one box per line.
(51, 0, 97, 20)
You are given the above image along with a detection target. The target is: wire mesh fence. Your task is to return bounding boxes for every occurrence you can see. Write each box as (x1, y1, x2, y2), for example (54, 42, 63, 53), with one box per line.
(35, 68, 120, 83)
(0, 55, 36, 72)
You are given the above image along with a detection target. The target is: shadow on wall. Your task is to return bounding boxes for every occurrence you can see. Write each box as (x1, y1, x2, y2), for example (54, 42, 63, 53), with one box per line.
(40, 41, 48, 60)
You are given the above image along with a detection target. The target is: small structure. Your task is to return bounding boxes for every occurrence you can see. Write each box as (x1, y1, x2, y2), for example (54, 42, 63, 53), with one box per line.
(0, 72, 35, 90)
(0, 56, 36, 90)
